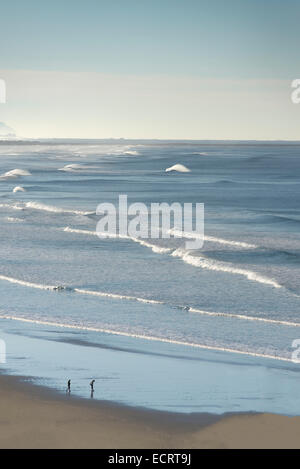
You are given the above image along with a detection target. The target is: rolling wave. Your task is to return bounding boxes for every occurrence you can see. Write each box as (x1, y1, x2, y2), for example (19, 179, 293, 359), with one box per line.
(63, 227, 172, 254)
(0, 274, 57, 290)
(0, 203, 24, 211)
(0, 273, 297, 328)
(25, 201, 95, 216)
(58, 164, 85, 172)
(0, 273, 163, 304)
(171, 248, 281, 289)
(0, 169, 31, 179)
(169, 228, 257, 249)
(165, 164, 190, 173)
(62, 226, 281, 289)
(13, 186, 26, 193)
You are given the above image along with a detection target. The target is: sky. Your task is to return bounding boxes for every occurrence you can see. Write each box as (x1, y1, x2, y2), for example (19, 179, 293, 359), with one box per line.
(0, 0, 299, 139)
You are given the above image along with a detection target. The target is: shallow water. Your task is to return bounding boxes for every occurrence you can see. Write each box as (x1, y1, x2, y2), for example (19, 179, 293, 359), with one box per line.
(0, 140, 300, 413)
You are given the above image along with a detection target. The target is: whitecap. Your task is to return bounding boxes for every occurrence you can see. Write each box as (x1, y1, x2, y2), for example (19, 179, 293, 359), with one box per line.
(165, 164, 190, 173)
(13, 186, 26, 193)
(0, 169, 31, 179)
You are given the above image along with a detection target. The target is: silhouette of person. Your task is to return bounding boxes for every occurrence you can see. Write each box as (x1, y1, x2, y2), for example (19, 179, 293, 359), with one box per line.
(67, 379, 71, 393)
(90, 380, 95, 392)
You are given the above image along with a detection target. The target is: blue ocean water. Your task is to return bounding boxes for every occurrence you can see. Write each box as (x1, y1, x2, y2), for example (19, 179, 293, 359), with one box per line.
(0, 140, 300, 413)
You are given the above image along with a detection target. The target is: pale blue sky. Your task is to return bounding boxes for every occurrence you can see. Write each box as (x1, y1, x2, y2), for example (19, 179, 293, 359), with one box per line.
(0, 0, 299, 138)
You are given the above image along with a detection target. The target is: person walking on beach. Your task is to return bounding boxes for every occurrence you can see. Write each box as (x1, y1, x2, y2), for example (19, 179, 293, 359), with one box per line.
(90, 379, 95, 392)
(67, 379, 71, 393)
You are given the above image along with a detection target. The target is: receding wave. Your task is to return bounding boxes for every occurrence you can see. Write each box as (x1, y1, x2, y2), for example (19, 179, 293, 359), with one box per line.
(0, 314, 293, 363)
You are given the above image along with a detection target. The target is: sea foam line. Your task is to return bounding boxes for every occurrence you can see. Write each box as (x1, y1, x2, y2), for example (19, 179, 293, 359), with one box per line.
(0, 274, 56, 290)
(188, 308, 300, 327)
(25, 201, 95, 216)
(0, 273, 298, 328)
(0, 273, 163, 304)
(171, 248, 281, 289)
(63, 227, 172, 254)
(73, 288, 163, 304)
(0, 314, 293, 363)
(169, 228, 257, 249)
(63, 226, 277, 289)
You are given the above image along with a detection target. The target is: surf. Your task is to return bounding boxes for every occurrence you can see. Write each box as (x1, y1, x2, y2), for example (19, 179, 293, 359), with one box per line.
(0, 313, 294, 363)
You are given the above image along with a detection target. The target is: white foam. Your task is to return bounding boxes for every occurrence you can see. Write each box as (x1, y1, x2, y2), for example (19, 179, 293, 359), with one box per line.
(0, 272, 162, 304)
(0, 274, 57, 290)
(58, 164, 85, 172)
(132, 238, 172, 254)
(0, 203, 24, 211)
(63, 226, 279, 288)
(6, 217, 24, 223)
(169, 228, 257, 249)
(0, 272, 297, 329)
(13, 186, 26, 193)
(123, 151, 140, 156)
(74, 288, 163, 304)
(63, 227, 172, 253)
(188, 308, 300, 327)
(165, 164, 190, 173)
(0, 314, 293, 363)
(25, 201, 95, 216)
(0, 169, 31, 179)
(171, 248, 281, 289)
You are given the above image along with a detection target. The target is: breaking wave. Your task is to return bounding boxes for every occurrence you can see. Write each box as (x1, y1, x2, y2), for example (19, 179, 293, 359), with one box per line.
(169, 228, 257, 249)
(171, 248, 281, 288)
(63, 227, 172, 254)
(63, 226, 280, 289)
(0, 169, 31, 179)
(13, 186, 26, 193)
(25, 201, 95, 216)
(165, 164, 191, 173)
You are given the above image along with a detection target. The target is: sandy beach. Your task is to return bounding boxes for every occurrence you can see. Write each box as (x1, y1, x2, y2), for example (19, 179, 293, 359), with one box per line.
(0, 375, 299, 449)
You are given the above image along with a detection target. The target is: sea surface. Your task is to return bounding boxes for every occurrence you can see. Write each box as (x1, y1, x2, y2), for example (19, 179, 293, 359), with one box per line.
(0, 140, 300, 414)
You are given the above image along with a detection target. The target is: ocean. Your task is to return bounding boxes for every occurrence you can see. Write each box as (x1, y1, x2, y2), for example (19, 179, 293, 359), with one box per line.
(0, 140, 300, 414)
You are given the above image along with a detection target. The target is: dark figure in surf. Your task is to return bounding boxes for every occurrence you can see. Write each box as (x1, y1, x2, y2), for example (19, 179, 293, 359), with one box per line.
(67, 379, 71, 393)
(90, 379, 95, 394)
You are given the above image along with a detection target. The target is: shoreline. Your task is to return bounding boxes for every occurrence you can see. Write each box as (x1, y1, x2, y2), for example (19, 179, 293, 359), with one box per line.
(0, 373, 300, 448)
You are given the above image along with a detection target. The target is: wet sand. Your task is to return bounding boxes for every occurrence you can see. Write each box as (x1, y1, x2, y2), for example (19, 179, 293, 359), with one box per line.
(0, 375, 299, 449)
